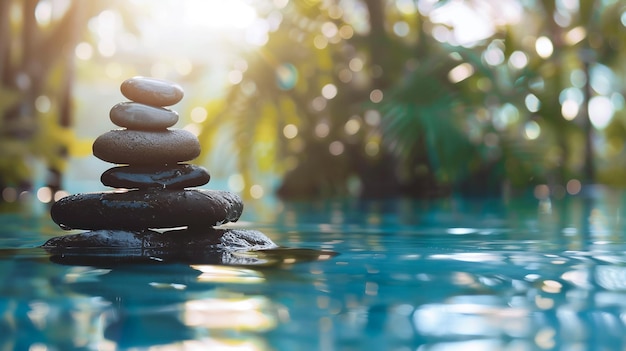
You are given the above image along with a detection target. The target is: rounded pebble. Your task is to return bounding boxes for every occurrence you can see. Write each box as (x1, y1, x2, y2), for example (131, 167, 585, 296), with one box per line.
(120, 76, 184, 106)
(93, 129, 200, 165)
(101, 164, 210, 189)
(51, 189, 244, 230)
(110, 102, 178, 130)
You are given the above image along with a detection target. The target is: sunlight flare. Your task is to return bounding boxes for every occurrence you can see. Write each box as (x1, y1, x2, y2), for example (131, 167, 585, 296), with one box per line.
(182, 0, 257, 29)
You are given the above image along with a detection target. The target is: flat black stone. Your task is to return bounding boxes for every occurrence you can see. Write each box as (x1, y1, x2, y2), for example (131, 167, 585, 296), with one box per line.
(41, 228, 275, 250)
(41, 228, 279, 265)
(101, 164, 210, 189)
(51, 189, 243, 230)
(110, 102, 178, 130)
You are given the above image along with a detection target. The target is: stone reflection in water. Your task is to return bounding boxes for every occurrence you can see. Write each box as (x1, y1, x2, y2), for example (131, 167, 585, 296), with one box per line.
(49, 264, 277, 350)
(24, 248, 334, 350)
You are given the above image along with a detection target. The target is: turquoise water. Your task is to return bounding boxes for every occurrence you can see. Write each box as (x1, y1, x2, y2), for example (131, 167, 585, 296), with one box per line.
(2, 188, 626, 350)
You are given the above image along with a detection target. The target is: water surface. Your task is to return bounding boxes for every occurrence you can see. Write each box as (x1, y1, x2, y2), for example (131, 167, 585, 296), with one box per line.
(2, 189, 626, 350)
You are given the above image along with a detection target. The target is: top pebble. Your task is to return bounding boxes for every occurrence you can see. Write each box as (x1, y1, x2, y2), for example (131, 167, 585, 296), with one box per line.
(121, 76, 184, 107)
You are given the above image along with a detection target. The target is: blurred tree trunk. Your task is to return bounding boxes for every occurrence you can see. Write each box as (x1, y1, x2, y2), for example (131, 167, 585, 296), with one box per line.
(546, 6, 570, 188)
(0, 1, 10, 82)
(578, 0, 601, 184)
(0, 0, 102, 200)
(362, 0, 389, 89)
(357, 0, 403, 197)
(580, 51, 595, 184)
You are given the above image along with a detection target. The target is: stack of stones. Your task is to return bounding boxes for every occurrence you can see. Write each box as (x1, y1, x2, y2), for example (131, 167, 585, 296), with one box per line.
(44, 77, 275, 260)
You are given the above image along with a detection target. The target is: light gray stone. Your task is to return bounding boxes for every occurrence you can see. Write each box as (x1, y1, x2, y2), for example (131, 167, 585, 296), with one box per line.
(120, 76, 184, 106)
(110, 102, 178, 130)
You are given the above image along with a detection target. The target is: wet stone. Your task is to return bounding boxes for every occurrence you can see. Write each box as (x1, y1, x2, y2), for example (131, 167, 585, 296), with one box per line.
(101, 164, 210, 189)
(110, 102, 178, 130)
(93, 129, 200, 165)
(121, 76, 184, 107)
(42, 229, 158, 249)
(51, 189, 243, 230)
(41, 228, 279, 265)
(41, 228, 276, 251)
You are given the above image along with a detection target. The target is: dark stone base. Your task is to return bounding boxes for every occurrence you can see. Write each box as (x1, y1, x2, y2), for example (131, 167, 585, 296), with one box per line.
(51, 189, 243, 230)
(42, 227, 278, 265)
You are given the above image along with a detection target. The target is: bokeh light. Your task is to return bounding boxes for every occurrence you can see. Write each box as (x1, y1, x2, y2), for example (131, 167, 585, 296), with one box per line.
(535, 36, 554, 58)
(365, 141, 379, 157)
(276, 63, 298, 90)
(524, 121, 541, 140)
(315, 122, 330, 138)
(364, 110, 381, 126)
(437, 1, 518, 44)
(228, 70, 244, 85)
(344, 118, 361, 135)
(190, 107, 208, 123)
(250, 184, 264, 199)
(493, 104, 519, 131)
(283, 124, 298, 139)
(483, 43, 505, 66)
(54, 190, 69, 202)
(534, 184, 550, 200)
(564, 26, 586, 45)
(369, 89, 383, 103)
(321, 84, 338, 99)
(561, 100, 579, 120)
(566, 179, 582, 195)
(2, 187, 17, 203)
(74, 42, 93, 60)
(311, 97, 327, 112)
(524, 94, 540, 113)
(393, 21, 410, 37)
(589, 96, 614, 129)
(338, 25, 354, 39)
(448, 63, 474, 83)
(35, 96, 51, 114)
(329, 141, 345, 156)
(349, 58, 364, 72)
(590, 64, 614, 96)
(509, 51, 528, 69)
(36, 187, 52, 203)
(321, 22, 338, 38)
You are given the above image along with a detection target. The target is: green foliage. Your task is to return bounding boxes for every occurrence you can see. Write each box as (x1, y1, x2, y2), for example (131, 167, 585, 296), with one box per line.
(195, 0, 625, 198)
(379, 55, 474, 183)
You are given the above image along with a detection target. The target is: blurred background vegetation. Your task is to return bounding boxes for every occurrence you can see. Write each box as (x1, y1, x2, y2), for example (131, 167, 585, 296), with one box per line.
(0, 0, 625, 206)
